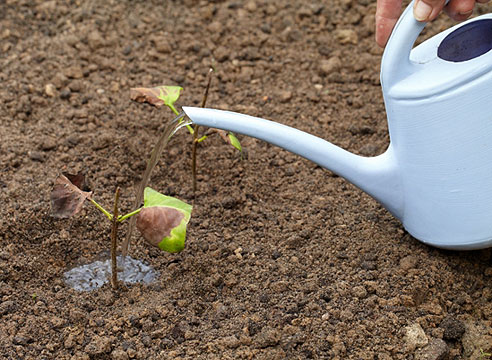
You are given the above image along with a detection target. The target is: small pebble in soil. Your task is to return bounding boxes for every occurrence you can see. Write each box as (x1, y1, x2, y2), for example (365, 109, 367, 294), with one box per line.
(68, 80, 83, 92)
(256, 327, 281, 348)
(39, 138, 57, 151)
(319, 57, 341, 76)
(111, 349, 129, 360)
(271, 250, 282, 260)
(28, 151, 45, 162)
(400, 255, 418, 270)
(64, 255, 158, 291)
(13, 336, 32, 345)
(351, 285, 368, 299)
(64, 65, 84, 79)
(122, 44, 132, 55)
(60, 88, 71, 100)
(0, 300, 15, 315)
(404, 323, 428, 351)
(415, 338, 449, 360)
(360, 260, 377, 270)
(45, 83, 57, 97)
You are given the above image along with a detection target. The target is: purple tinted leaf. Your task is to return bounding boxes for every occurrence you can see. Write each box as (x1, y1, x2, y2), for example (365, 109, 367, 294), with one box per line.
(62, 172, 90, 191)
(130, 86, 182, 109)
(130, 87, 165, 108)
(51, 174, 92, 218)
(136, 206, 184, 248)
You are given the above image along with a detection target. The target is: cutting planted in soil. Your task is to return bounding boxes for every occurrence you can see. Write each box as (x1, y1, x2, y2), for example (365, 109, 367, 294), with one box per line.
(125, 78, 241, 256)
(50, 173, 192, 289)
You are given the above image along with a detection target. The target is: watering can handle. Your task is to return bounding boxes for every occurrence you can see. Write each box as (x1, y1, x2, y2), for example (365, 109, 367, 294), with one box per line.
(381, 0, 450, 88)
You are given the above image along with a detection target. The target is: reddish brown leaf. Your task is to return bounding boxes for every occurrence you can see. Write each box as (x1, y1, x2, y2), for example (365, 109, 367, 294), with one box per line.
(216, 129, 229, 144)
(51, 174, 92, 218)
(62, 172, 89, 191)
(130, 87, 165, 108)
(136, 207, 184, 248)
(209, 129, 241, 150)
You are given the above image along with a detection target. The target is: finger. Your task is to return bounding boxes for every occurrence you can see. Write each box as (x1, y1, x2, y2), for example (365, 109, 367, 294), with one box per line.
(444, 0, 476, 20)
(375, 0, 403, 47)
(413, 0, 447, 21)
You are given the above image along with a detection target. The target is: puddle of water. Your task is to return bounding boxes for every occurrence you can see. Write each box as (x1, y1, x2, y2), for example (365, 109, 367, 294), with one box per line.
(64, 255, 158, 291)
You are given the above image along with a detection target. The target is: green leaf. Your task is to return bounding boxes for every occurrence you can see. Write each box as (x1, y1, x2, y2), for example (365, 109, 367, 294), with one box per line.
(136, 187, 192, 253)
(130, 85, 183, 115)
(197, 135, 208, 143)
(157, 86, 183, 114)
(228, 132, 242, 152)
(143, 187, 192, 212)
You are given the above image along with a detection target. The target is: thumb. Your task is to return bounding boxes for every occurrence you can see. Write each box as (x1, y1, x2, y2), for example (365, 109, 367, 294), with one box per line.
(413, 0, 447, 21)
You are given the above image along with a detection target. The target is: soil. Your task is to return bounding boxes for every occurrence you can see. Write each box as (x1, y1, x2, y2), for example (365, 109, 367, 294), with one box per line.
(1, 0, 492, 359)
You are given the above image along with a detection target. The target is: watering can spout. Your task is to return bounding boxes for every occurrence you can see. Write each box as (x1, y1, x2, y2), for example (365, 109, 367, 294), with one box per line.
(182, 107, 403, 219)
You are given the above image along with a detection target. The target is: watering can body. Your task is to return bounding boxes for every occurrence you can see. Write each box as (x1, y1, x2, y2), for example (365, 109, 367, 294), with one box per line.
(184, 2, 492, 250)
(381, 6, 492, 248)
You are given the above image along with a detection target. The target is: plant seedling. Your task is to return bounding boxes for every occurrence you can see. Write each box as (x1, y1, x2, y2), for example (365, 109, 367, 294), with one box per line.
(130, 69, 242, 194)
(125, 85, 192, 257)
(50, 173, 192, 289)
(124, 73, 241, 257)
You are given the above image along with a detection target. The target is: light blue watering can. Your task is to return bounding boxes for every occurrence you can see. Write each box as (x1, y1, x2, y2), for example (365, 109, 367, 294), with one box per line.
(184, 1, 492, 250)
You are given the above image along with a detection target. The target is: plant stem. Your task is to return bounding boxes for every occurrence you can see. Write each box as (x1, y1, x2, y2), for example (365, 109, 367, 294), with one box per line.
(201, 68, 213, 108)
(89, 198, 113, 220)
(118, 207, 142, 222)
(191, 133, 199, 194)
(192, 68, 214, 196)
(169, 104, 179, 116)
(110, 187, 120, 290)
(122, 107, 180, 257)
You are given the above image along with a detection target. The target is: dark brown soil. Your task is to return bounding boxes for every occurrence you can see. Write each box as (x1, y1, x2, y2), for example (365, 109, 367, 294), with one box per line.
(1, 0, 492, 359)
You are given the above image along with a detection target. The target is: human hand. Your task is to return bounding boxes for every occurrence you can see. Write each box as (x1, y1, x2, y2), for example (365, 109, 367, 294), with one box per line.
(375, 0, 490, 47)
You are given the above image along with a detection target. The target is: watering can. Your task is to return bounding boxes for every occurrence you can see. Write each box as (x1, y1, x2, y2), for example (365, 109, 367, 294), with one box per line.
(183, 1, 492, 250)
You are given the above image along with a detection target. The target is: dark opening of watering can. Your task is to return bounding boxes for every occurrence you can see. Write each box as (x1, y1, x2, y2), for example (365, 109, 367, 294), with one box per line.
(438, 19, 492, 62)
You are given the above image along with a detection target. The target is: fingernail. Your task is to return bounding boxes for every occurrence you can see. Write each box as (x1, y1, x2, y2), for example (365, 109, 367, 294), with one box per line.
(414, 0, 432, 21)
(458, 9, 473, 17)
